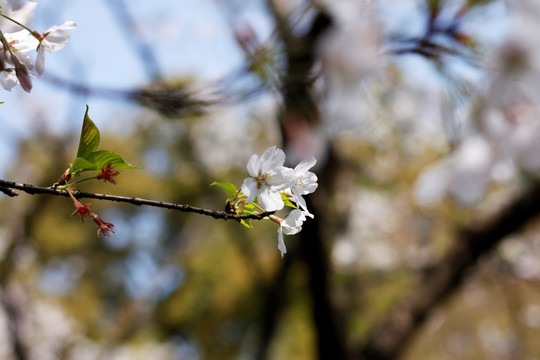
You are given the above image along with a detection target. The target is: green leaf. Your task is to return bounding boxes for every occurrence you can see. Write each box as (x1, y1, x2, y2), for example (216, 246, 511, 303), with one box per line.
(281, 193, 298, 209)
(70, 151, 136, 176)
(70, 157, 99, 175)
(210, 182, 238, 198)
(76, 105, 100, 159)
(240, 219, 253, 228)
(86, 150, 137, 170)
(68, 106, 137, 178)
(240, 202, 259, 215)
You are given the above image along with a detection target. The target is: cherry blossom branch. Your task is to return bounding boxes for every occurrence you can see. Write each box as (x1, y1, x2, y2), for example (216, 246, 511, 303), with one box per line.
(0, 179, 274, 221)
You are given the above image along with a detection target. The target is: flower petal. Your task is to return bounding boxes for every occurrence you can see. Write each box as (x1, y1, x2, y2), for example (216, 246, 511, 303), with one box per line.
(294, 157, 317, 174)
(257, 188, 284, 211)
(267, 167, 295, 189)
(35, 46, 45, 75)
(0, 72, 18, 91)
(42, 21, 77, 52)
(282, 209, 306, 229)
(259, 146, 286, 173)
(246, 154, 261, 177)
(291, 188, 308, 212)
(241, 177, 259, 204)
(277, 227, 286, 258)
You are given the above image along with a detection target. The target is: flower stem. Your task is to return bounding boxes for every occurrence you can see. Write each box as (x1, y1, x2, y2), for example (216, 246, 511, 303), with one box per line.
(0, 29, 13, 55)
(56, 176, 98, 190)
(0, 13, 36, 35)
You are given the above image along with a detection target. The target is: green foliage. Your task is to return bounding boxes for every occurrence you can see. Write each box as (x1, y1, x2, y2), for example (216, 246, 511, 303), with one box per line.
(281, 193, 298, 209)
(210, 182, 238, 198)
(76, 105, 100, 159)
(211, 182, 263, 228)
(70, 106, 136, 176)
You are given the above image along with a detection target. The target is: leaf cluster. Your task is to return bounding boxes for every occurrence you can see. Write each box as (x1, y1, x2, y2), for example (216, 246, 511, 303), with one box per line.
(70, 105, 136, 177)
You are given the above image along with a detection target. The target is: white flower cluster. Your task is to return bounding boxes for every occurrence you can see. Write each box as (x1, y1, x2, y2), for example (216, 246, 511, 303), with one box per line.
(414, 2, 540, 206)
(240, 146, 318, 257)
(0, 1, 76, 92)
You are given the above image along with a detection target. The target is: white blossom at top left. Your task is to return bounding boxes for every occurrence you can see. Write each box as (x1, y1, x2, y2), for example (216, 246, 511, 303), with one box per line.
(0, 3, 76, 92)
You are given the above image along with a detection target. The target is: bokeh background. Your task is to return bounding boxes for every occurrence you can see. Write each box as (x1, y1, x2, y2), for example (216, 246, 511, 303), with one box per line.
(2, 0, 540, 359)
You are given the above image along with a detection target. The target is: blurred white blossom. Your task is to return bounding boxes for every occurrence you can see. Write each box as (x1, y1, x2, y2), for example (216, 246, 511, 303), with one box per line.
(415, 136, 497, 205)
(319, 1, 383, 132)
(0, 0, 37, 32)
(2, 0, 37, 11)
(414, 1, 540, 205)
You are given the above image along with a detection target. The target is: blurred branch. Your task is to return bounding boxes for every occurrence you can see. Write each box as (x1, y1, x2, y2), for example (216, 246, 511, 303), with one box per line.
(41, 72, 134, 100)
(0, 179, 274, 221)
(42, 72, 212, 118)
(357, 182, 540, 360)
(386, 0, 480, 66)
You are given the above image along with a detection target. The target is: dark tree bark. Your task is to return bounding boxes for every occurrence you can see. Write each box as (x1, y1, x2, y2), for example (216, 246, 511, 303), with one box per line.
(270, 4, 348, 359)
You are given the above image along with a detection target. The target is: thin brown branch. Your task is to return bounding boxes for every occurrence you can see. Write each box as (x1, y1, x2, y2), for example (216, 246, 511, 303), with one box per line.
(0, 179, 274, 221)
(0, 187, 17, 197)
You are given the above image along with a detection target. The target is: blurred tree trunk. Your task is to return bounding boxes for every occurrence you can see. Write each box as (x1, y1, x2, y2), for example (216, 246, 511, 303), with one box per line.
(271, 4, 348, 359)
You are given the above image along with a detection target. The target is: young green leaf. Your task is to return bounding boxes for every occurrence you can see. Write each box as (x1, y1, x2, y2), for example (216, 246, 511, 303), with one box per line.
(210, 182, 238, 198)
(240, 219, 253, 228)
(281, 193, 298, 209)
(86, 150, 137, 170)
(239, 202, 259, 215)
(70, 157, 100, 176)
(76, 105, 100, 159)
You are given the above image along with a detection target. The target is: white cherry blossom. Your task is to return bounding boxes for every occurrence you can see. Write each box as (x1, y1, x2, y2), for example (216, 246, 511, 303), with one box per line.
(239, 147, 318, 257)
(0, 67, 17, 90)
(34, 21, 77, 75)
(241, 146, 295, 211)
(290, 157, 318, 216)
(277, 210, 307, 258)
(0, 33, 35, 91)
(4, 29, 38, 51)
